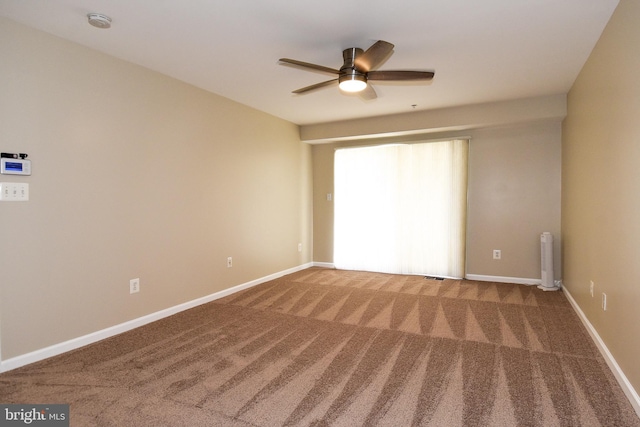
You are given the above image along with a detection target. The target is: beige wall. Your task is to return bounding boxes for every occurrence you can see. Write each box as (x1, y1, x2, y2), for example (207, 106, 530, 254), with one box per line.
(562, 0, 640, 392)
(467, 123, 561, 280)
(311, 114, 562, 282)
(301, 95, 567, 143)
(0, 18, 312, 360)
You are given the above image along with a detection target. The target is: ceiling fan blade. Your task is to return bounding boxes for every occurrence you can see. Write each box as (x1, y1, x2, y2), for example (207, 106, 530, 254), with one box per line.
(354, 40, 394, 72)
(292, 78, 338, 94)
(359, 84, 377, 100)
(279, 58, 340, 75)
(367, 70, 435, 81)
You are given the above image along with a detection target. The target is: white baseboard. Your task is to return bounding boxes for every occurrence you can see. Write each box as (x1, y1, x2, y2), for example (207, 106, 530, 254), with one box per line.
(0, 262, 314, 373)
(312, 262, 335, 269)
(465, 274, 541, 286)
(312, 269, 536, 285)
(562, 287, 640, 417)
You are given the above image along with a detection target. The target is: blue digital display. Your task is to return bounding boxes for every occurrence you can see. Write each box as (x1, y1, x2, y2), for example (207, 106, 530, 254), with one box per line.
(1, 158, 30, 175)
(6, 162, 23, 171)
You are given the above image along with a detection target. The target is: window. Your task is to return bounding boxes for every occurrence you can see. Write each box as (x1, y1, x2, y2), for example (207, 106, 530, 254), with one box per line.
(334, 139, 468, 277)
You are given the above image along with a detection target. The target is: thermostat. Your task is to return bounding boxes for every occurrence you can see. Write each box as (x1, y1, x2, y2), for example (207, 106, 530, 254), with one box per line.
(1, 158, 31, 175)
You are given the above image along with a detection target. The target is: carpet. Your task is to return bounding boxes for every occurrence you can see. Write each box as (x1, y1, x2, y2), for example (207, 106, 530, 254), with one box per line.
(1, 267, 638, 426)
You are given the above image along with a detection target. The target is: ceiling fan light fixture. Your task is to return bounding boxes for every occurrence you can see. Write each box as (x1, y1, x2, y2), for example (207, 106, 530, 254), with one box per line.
(280, 40, 434, 97)
(339, 74, 367, 92)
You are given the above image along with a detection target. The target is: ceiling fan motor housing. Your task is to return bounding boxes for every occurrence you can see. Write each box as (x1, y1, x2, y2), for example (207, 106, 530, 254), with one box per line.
(339, 47, 367, 87)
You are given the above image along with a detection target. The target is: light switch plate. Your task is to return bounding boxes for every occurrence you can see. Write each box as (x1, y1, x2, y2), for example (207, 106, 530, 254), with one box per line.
(0, 182, 29, 201)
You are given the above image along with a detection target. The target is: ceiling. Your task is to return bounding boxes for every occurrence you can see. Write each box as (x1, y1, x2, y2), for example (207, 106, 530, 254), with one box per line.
(0, 0, 619, 126)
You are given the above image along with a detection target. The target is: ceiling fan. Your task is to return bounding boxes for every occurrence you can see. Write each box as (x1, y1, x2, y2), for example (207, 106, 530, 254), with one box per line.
(279, 40, 434, 99)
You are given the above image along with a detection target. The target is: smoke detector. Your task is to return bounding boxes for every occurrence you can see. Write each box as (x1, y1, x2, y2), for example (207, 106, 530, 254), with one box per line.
(87, 13, 112, 29)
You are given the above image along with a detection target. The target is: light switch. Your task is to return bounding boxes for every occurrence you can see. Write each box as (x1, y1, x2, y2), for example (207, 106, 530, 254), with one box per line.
(0, 182, 29, 201)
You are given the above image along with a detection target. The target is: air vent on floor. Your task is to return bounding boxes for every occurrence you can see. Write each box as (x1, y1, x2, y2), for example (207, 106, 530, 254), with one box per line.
(424, 276, 445, 281)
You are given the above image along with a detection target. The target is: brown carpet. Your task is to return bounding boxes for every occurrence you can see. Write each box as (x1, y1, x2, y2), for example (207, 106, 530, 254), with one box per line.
(1, 267, 639, 426)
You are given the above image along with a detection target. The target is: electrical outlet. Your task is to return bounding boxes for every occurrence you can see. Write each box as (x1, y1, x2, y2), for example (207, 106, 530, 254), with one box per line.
(227, 257, 233, 268)
(130, 278, 140, 294)
(590, 281, 594, 297)
(493, 249, 501, 260)
(602, 293, 607, 311)
(298, 243, 302, 252)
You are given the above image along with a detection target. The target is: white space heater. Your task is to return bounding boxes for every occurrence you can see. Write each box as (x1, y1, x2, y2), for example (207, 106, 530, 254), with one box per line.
(538, 232, 559, 291)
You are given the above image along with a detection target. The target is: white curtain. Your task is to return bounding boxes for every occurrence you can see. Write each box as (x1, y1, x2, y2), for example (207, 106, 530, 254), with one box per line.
(333, 139, 468, 278)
